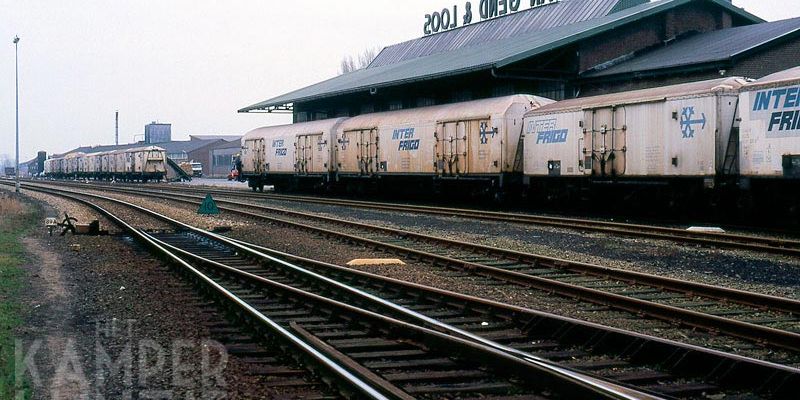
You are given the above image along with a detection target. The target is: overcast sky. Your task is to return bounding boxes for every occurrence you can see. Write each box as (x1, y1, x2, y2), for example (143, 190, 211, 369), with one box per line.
(1, 0, 797, 161)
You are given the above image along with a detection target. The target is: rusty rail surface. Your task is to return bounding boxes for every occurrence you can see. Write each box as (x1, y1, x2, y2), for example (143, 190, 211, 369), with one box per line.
(24, 180, 800, 353)
(35, 179, 799, 257)
(9, 181, 666, 400)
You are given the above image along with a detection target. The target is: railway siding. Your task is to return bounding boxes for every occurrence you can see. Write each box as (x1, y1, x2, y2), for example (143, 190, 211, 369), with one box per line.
(17, 182, 796, 364)
(45, 182, 800, 351)
(12, 182, 671, 399)
(14, 182, 800, 399)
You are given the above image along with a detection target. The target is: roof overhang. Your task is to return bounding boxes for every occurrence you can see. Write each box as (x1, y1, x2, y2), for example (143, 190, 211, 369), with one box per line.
(238, 0, 764, 113)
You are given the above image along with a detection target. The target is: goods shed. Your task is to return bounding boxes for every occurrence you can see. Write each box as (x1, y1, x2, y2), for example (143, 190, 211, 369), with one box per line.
(239, 0, 793, 121)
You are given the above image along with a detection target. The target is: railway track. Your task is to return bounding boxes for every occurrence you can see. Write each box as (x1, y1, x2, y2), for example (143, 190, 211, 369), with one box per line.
(202, 191, 800, 256)
(55, 180, 800, 257)
(8, 181, 800, 399)
(7, 182, 668, 399)
(24, 180, 800, 353)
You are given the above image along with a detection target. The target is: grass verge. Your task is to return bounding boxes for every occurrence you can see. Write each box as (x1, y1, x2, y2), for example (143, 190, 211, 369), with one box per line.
(0, 192, 37, 399)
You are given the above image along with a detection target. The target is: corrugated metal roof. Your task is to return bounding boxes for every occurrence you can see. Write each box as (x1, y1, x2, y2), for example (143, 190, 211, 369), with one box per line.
(370, 0, 629, 68)
(240, 0, 762, 113)
(585, 17, 800, 78)
(63, 143, 144, 156)
(160, 139, 225, 154)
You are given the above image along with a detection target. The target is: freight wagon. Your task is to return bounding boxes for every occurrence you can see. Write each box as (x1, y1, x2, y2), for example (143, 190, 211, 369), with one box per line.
(44, 147, 166, 182)
(333, 95, 550, 195)
(737, 67, 800, 213)
(241, 118, 346, 192)
(128, 146, 166, 181)
(242, 95, 550, 195)
(522, 77, 746, 205)
(63, 152, 85, 177)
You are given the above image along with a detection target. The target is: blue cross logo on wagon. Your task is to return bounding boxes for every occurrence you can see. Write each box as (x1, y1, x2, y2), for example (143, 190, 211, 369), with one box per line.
(680, 106, 706, 139)
(479, 122, 496, 144)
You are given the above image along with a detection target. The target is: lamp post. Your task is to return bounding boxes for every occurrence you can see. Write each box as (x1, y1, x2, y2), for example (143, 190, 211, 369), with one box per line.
(13, 35, 20, 193)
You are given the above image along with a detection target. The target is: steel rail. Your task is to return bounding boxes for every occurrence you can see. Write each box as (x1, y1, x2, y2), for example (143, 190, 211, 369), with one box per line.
(150, 233, 657, 400)
(53, 180, 800, 256)
(29, 181, 800, 315)
(20, 179, 800, 256)
(10, 181, 659, 400)
(254, 192, 800, 253)
(11, 181, 800, 397)
(20, 181, 800, 351)
(17, 185, 389, 399)
(239, 192, 800, 256)
(223, 236, 800, 398)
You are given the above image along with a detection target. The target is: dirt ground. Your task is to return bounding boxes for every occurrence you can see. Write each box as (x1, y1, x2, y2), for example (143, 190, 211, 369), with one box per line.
(9, 192, 301, 399)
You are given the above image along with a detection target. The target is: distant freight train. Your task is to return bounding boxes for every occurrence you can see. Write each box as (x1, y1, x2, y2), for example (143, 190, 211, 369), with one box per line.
(44, 146, 167, 182)
(240, 66, 800, 212)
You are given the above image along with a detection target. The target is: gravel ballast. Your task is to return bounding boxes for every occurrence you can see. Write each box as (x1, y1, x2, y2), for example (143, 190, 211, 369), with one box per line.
(6, 186, 333, 398)
(44, 185, 800, 366)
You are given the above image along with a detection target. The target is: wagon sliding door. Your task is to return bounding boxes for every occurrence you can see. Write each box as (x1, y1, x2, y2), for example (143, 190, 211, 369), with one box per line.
(582, 107, 627, 177)
(436, 119, 475, 176)
(244, 138, 265, 173)
(339, 128, 378, 176)
(361, 129, 379, 175)
(295, 132, 326, 174)
(295, 135, 311, 174)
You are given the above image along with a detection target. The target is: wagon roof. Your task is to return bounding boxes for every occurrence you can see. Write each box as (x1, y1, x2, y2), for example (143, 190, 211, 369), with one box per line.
(526, 77, 746, 115)
(742, 66, 800, 91)
(340, 95, 551, 129)
(126, 146, 166, 152)
(243, 118, 349, 140)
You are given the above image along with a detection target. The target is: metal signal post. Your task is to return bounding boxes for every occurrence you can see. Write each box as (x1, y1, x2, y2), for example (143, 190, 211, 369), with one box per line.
(13, 35, 20, 193)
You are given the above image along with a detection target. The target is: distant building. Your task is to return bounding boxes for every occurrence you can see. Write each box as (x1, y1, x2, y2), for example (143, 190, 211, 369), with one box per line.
(159, 139, 223, 164)
(145, 122, 172, 144)
(186, 136, 243, 177)
(189, 134, 241, 141)
(207, 139, 243, 178)
(23, 152, 46, 176)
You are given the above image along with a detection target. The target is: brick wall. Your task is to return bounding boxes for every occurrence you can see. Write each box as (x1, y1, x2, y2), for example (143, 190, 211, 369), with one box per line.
(727, 39, 800, 79)
(579, 4, 734, 72)
(664, 5, 721, 38)
(579, 38, 800, 97)
(580, 72, 722, 97)
(578, 16, 663, 72)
